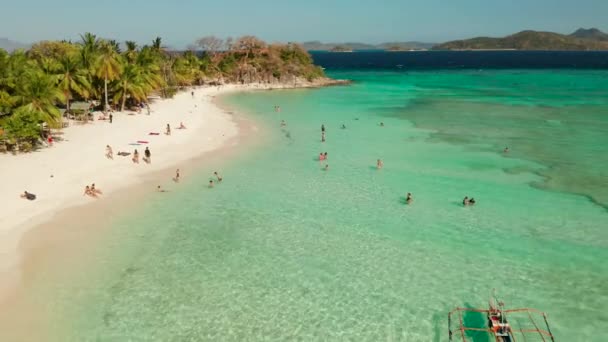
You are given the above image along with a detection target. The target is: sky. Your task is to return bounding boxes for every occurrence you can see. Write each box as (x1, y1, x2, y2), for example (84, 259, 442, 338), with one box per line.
(2, 0, 608, 48)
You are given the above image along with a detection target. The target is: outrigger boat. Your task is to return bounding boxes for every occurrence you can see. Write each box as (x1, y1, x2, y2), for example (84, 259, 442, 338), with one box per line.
(448, 290, 555, 342)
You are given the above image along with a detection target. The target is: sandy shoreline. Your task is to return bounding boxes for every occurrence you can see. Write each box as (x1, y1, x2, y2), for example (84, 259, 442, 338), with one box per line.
(0, 79, 347, 301)
(0, 79, 342, 301)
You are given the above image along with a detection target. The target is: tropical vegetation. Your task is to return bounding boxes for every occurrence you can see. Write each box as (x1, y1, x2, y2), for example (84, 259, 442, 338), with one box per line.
(0, 34, 325, 152)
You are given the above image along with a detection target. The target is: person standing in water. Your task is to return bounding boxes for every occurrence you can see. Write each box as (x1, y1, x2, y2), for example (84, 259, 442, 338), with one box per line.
(377, 159, 384, 169)
(209, 180, 214, 188)
(321, 124, 325, 132)
(463, 196, 470, 206)
(503, 147, 509, 153)
(324, 164, 329, 171)
(321, 131, 326, 142)
(174, 169, 180, 182)
(406, 192, 413, 204)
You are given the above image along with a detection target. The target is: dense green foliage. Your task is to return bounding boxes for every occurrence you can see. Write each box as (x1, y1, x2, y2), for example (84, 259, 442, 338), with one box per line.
(0, 34, 324, 152)
(435, 30, 608, 50)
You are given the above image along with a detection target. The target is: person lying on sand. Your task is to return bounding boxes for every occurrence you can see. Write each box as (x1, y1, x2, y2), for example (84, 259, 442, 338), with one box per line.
(117, 151, 131, 156)
(178, 122, 187, 129)
(157, 185, 167, 193)
(20, 191, 36, 201)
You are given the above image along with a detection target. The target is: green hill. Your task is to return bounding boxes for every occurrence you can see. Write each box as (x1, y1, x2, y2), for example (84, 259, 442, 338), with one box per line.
(435, 29, 608, 50)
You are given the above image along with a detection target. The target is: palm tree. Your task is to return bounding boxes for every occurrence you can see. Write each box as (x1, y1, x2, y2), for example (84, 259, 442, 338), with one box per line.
(14, 70, 65, 127)
(113, 63, 146, 112)
(56, 53, 90, 113)
(79, 32, 99, 70)
(124, 41, 138, 64)
(95, 41, 122, 112)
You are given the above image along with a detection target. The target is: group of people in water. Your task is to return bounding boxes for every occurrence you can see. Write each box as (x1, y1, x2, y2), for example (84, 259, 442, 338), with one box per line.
(305, 118, 483, 208)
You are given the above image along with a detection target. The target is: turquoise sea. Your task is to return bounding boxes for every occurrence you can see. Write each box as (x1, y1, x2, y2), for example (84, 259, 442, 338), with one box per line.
(9, 69, 608, 341)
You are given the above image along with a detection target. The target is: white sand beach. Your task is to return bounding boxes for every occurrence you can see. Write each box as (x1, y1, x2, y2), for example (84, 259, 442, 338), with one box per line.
(0, 85, 248, 285)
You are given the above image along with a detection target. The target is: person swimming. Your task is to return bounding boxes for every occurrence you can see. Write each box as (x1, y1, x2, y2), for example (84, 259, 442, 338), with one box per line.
(503, 147, 509, 153)
(469, 198, 476, 205)
(214, 171, 223, 182)
(380, 122, 385, 127)
(280, 120, 286, 127)
(406, 192, 413, 204)
(341, 124, 346, 129)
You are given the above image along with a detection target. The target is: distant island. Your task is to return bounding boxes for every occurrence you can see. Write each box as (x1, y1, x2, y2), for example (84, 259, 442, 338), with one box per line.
(329, 46, 353, 53)
(302, 41, 435, 51)
(434, 28, 608, 50)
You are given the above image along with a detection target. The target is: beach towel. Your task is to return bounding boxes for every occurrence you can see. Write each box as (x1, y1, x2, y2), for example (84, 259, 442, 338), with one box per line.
(129, 143, 142, 146)
(148, 132, 160, 135)
(137, 140, 149, 144)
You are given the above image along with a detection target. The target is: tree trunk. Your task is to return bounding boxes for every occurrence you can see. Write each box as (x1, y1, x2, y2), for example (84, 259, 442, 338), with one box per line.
(121, 82, 127, 112)
(104, 77, 109, 113)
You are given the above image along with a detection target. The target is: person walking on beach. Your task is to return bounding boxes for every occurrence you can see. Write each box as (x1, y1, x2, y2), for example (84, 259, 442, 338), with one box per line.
(166, 124, 171, 136)
(106, 145, 113, 159)
(109, 113, 113, 124)
(377, 159, 384, 169)
(191, 91, 194, 98)
(132, 149, 139, 164)
(144, 147, 151, 163)
(174, 169, 180, 182)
